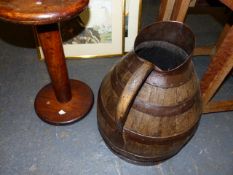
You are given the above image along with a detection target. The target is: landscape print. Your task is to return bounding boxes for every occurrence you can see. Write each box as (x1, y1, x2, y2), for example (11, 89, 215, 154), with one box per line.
(61, 0, 112, 44)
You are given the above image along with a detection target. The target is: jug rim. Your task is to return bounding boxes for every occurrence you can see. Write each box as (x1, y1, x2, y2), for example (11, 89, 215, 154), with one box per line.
(134, 21, 195, 73)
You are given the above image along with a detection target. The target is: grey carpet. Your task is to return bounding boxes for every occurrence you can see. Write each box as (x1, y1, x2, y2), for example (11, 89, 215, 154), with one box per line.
(0, 1, 233, 174)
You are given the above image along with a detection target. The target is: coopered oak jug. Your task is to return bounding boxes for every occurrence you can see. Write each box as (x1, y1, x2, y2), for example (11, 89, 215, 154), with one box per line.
(97, 21, 202, 165)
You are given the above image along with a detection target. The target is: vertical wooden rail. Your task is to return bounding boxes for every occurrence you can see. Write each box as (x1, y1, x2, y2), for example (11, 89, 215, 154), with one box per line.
(170, 0, 191, 22)
(158, 0, 191, 22)
(158, 0, 176, 21)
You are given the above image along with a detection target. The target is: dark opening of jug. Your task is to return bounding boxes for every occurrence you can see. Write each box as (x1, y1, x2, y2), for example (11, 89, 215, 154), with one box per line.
(135, 41, 188, 71)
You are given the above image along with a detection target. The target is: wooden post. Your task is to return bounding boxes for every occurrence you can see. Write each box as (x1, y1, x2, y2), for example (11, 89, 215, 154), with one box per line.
(170, 0, 191, 22)
(34, 24, 93, 125)
(0, 0, 93, 125)
(158, 0, 176, 21)
(158, 0, 191, 22)
(201, 26, 233, 105)
(36, 24, 71, 103)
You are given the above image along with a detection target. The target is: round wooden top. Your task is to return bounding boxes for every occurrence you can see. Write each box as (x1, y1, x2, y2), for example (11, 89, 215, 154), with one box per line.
(0, 0, 89, 25)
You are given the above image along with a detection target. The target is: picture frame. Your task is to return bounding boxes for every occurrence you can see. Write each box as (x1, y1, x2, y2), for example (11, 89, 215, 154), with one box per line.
(124, 0, 142, 52)
(38, 0, 125, 59)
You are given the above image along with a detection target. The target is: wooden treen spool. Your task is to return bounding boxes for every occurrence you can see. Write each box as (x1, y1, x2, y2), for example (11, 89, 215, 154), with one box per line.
(0, 0, 93, 125)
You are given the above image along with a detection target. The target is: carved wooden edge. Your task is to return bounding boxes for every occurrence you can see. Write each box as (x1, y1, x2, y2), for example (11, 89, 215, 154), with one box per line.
(193, 45, 216, 56)
(201, 26, 233, 104)
(216, 23, 231, 51)
(200, 27, 233, 114)
(203, 100, 233, 113)
(0, 0, 89, 25)
(116, 61, 154, 130)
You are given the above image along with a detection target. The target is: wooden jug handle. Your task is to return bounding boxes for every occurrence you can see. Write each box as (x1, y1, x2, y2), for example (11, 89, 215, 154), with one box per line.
(116, 61, 154, 130)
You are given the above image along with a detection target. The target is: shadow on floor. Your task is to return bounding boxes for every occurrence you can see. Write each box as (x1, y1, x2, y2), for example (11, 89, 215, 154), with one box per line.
(0, 20, 35, 48)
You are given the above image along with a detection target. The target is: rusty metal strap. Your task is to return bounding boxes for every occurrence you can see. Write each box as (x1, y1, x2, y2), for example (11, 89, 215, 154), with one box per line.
(132, 90, 200, 116)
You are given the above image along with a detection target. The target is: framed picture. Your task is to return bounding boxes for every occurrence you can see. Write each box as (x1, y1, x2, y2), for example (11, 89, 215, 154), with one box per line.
(124, 0, 142, 52)
(38, 0, 125, 58)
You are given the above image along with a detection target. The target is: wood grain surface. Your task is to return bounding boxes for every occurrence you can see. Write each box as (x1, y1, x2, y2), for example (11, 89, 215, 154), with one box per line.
(35, 80, 93, 125)
(158, 0, 191, 22)
(0, 1, 93, 125)
(34, 23, 93, 125)
(201, 26, 233, 104)
(158, 0, 233, 113)
(35, 23, 93, 125)
(0, 0, 89, 25)
(97, 22, 202, 164)
(170, 0, 191, 22)
(116, 61, 154, 130)
(97, 51, 202, 164)
(203, 100, 233, 113)
(36, 24, 71, 103)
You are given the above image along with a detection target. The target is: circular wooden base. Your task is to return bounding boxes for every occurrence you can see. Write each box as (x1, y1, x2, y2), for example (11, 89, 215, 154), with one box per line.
(35, 79, 93, 125)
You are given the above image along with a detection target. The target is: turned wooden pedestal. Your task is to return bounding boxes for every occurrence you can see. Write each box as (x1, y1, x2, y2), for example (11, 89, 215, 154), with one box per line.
(0, 0, 93, 125)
